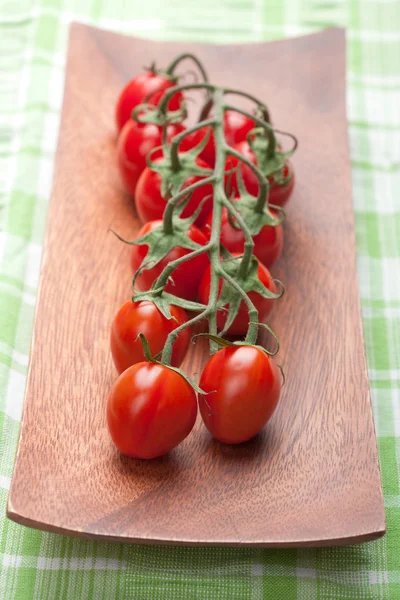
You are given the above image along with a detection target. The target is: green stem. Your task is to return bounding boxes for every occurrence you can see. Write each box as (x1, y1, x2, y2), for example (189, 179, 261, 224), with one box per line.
(162, 176, 216, 234)
(238, 240, 253, 279)
(198, 97, 214, 122)
(223, 88, 270, 115)
(224, 104, 276, 158)
(221, 197, 253, 244)
(218, 268, 258, 343)
(169, 118, 216, 173)
(206, 89, 227, 351)
(161, 306, 212, 365)
(151, 81, 285, 365)
(161, 90, 227, 362)
(158, 83, 216, 172)
(166, 53, 209, 83)
(258, 104, 271, 124)
(269, 127, 298, 156)
(221, 197, 254, 278)
(227, 145, 269, 211)
(162, 125, 169, 161)
(153, 242, 212, 291)
(255, 189, 268, 214)
(158, 83, 216, 117)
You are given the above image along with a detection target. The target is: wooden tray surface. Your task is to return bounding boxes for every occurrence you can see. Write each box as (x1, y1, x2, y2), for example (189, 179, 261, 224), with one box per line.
(7, 24, 385, 547)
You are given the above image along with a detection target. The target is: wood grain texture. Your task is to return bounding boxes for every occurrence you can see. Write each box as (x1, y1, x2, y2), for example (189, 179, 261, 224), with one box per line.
(7, 24, 385, 547)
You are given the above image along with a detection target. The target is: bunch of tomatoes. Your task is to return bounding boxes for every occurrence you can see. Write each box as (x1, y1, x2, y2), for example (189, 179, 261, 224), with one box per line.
(107, 56, 296, 459)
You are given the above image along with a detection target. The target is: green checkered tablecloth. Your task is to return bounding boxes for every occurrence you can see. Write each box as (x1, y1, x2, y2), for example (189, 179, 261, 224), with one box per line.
(1, 0, 399, 598)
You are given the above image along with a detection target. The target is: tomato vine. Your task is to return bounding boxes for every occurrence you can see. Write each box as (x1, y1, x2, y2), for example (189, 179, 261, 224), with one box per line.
(109, 53, 298, 456)
(127, 55, 297, 368)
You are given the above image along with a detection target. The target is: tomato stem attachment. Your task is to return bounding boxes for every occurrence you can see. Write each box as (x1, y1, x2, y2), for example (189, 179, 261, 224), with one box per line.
(162, 176, 216, 234)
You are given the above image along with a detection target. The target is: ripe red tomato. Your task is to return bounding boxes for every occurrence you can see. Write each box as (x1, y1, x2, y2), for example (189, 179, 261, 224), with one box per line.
(110, 300, 190, 374)
(107, 362, 197, 458)
(115, 72, 183, 132)
(183, 110, 255, 167)
(198, 253, 277, 335)
(199, 345, 281, 444)
(185, 126, 215, 167)
(227, 141, 295, 207)
(135, 155, 213, 226)
(117, 120, 186, 197)
(131, 220, 209, 301)
(224, 110, 255, 147)
(202, 202, 283, 268)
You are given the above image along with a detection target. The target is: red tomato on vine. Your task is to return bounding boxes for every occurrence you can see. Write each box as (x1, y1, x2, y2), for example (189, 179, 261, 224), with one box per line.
(107, 362, 197, 458)
(227, 141, 295, 207)
(110, 301, 190, 374)
(117, 120, 186, 197)
(135, 155, 213, 226)
(184, 110, 256, 167)
(115, 71, 183, 132)
(202, 203, 283, 268)
(198, 254, 277, 336)
(131, 220, 209, 301)
(199, 345, 281, 444)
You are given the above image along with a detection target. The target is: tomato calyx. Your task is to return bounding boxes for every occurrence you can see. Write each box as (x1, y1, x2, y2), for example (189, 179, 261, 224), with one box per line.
(132, 291, 207, 320)
(228, 166, 286, 235)
(137, 332, 206, 394)
(193, 329, 279, 357)
(131, 213, 205, 266)
(216, 254, 284, 337)
(142, 61, 178, 82)
(246, 127, 297, 182)
(146, 129, 214, 199)
(220, 254, 284, 300)
(230, 197, 285, 237)
(132, 103, 187, 127)
(273, 160, 294, 187)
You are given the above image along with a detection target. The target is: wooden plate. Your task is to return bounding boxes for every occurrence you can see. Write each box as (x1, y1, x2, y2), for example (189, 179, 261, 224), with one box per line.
(7, 24, 385, 547)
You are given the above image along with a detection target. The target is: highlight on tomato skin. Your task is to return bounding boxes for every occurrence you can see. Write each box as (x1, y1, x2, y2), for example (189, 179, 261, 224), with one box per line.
(131, 220, 209, 302)
(198, 345, 281, 445)
(107, 362, 198, 459)
(110, 300, 190, 374)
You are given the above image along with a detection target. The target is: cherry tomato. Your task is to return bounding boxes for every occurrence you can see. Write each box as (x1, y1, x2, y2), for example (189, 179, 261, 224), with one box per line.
(131, 220, 209, 301)
(115, 72, 183, 132)
(202, 202, 283, 268)
(117, 120, 186, 197)
(117, 119, 186, 196)
(198, 253, 277, 335)
(227, 141, 295, 207)
(135, 155, 213, 226)
(183, 110, 255, 167)
(110, 300, 190, 374)
(107, 362, 197, 458)
(199, 345, 281, 444)
(185, 126, 216, 167)
(224, 110, 255, 147)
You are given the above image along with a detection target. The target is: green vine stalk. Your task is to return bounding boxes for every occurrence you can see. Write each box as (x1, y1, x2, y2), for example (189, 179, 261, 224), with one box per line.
(129, 55, 296, 369)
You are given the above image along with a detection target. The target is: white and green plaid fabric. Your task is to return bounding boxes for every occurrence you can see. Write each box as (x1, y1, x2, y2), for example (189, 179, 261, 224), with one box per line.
(1, 0, 399, 598)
